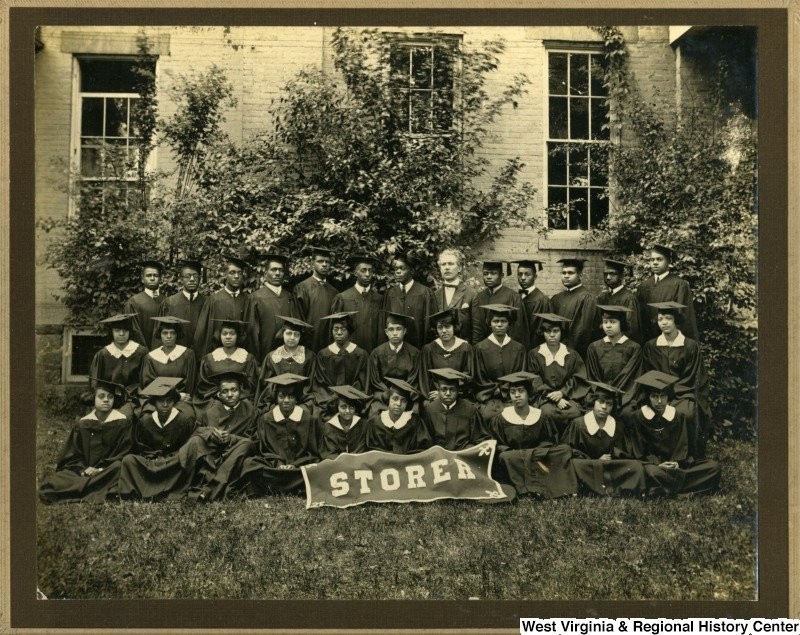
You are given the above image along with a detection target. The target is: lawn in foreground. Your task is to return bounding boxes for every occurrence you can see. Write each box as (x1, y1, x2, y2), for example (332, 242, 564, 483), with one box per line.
(36, 410, 756, 600)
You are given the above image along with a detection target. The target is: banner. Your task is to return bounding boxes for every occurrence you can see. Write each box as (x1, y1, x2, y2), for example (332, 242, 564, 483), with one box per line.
(301, 440, 515, 509)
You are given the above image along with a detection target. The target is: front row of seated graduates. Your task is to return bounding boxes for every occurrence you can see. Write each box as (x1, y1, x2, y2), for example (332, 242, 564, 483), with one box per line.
(41, 301, 719, 503)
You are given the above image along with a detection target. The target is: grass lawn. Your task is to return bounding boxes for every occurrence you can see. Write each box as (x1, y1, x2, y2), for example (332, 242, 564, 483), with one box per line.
(36, 408, 756, 601)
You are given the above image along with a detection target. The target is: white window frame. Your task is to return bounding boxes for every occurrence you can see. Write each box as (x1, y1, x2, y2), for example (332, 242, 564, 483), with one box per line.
(62, 327, 106, 384)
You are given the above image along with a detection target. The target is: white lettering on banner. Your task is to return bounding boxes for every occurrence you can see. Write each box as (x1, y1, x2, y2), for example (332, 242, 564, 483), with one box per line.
(432, 459, 451, 484)
(455, 458, 476, 480)
(330, 471, 349, 497)
(405, 465, 426, 488)
(519, 620, 800, 635)
(353, 469, 373, 493)
(380, 468, 401, 491)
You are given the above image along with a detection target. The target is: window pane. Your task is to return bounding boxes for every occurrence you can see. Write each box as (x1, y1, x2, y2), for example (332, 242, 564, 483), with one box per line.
(589, 188, 609, 228)
(433, 89, 453, 130)
(411, 47, 433, 88)
(569, 54, 589, 96)
(409, 91, 432, 133)
(590, 54, 606, 96)
(71, 334, 108, 376)
(570, 97, 589, 139)
(568, 145, 588, 184)
(548, 187, 568, 229)
(432, 46, 454, 89)
(79, 58, 153, 93)
(549, 96, 568, 138)
(569, 190, 588, 231)
(105, 97, 130, 137)
(80, 144, 102, 177)
(81, 98, 104, 136)
(389, 45, 410, 83)
(588, 145, 608, 184)
(549, 53, 568, 94)
(590, 97, 609, 140)
(548, 143, 568, 186)
(104, 139, 129, 178)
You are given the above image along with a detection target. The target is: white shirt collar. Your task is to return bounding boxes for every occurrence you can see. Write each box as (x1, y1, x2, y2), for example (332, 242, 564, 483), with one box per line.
(81, 409, 128, 422)
(327, 414, 361, 431)
(641, 404, 676, 421)
(182, 289, 197, 301)
(312, 275, 327, 284)
(564, 283, 583, 291)
(388, 342, 404, 353)
(656, 331, 686, 347)
(223, 286, 240, 298)
(654, 271, 670, 282)
(354, 283, 371, 294)
(144, 288, 160, 299)
(105, 340, 140, 359)
(272, 405, 304, 422)
(537, 343, 569, 366)
(603, 335, 630, 345)
(149, 345, 188, 363)
(500, 405, 542, 426)
(442, 277, 462, 288)
(380, 410, 412, 429)
(222, 402, 241, 411)
(486, 284, 502, 294)
(610, 284, 625, 294)
(520, 285, 537, 294)
(153, 408, 180, 428)
(212, 347, 249, 363)
(327, 342, 357, 355)
(434, 336, 466, 350)
(441, 400, 458, 411)
(488, 333, 510, 348)
(584, 411, 616, 437)
(403, 280, 414, 293)
(264, 282, 282, 295)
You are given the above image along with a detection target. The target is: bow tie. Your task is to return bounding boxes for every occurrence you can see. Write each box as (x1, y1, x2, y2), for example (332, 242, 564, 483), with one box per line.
(443, 283, 459, 289)
(518, 289, 528, 296)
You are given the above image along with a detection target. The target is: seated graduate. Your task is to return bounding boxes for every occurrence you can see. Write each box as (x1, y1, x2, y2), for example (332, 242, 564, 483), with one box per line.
(140, 316, 197, 411)
(118, 377, 198, 500)
(421, 368, 487, 451)
(489, 372, 577, 498)
(311, 311, 369, 418)
(366, 310, 421, 418)
(526, 312, 588, 435)
(256, 315, 316, 412)
(239, 374, 319, 495)
(585, 305, 642, 415)
(39, 379, 134, 504)
(561, 380, 646, 497)
(197, 319, 258, 404)
(624, 370, 720, 497)
(642, 301, 711, 457)
(419, 308, 475, 402)
(364, 377, 431, 455)
(473, 304, 528, 421)
(318, 385, 372, 459)
(89, 313, 149, 414)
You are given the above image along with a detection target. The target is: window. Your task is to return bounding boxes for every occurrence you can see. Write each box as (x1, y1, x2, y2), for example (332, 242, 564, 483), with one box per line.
(388, 36, 458, 134)
(546, 50, 609, 230)
(63, 328, 107, 383)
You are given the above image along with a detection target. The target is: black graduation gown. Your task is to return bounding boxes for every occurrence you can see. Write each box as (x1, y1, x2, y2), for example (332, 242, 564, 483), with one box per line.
(418, 338, 475, 399)
(89, 342, 149, 399)
(256, 346, 316, 411)
(244, 286, 299, 363)
(294, 275, 339, 352)
(364, 410, 431, 454)
(330, 286, 384, 353)
(519, 287, 551, 350)
(366, 342, 420, 415)
(596, 286, 642, 344)
(422, 398, 487, 451)
(39, 410, 134, 503)
(470, 285, 526, 346)
(311, 343, 369, 416)
(194, 288, 250, 357)
(197, 347, 259, 401)
(625, 405, 720, 496)
(434, 281, 477, 343)
(473, 337, 527, 418)
(636, 272, 699, 341)
(382, 280, 437, 349)
(159, 290, 207, 354)
(561, 413, 646, 496)
(124, 290, 165, 350)
(585, 337, 642, 407)
(527, 344, 588, 433)
(550, 285, 597, 359)
(319, 414, 368, 459)
(140, 346, 198, 397)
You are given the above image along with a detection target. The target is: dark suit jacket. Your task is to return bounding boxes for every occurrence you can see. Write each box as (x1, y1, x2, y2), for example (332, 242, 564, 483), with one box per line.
(434, 281, 477, 343)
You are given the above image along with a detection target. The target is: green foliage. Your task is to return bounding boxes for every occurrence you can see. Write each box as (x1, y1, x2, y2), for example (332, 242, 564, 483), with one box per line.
(587, 27, 758, 435)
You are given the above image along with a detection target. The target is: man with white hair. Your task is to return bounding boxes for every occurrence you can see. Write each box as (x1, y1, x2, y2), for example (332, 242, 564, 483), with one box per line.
(435, 248, 476, 343)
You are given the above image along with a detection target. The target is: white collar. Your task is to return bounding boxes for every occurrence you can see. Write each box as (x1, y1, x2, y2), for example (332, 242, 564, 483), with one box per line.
(149, 345, 188, 363)
(182, 289, 198, 301)
(271, 345, 307, 364)
(105, 340, 140, 359)
(153, 408, 180, 428)
(144, 288, 160, 299)
(603, 334, 630, 345)
(656, 331, 686, 347)
(500, 405, 542, 426)
(223, 286, 240, 298)
(488, 333, 511, 348)
(486, 284, 503, 294)
(434, 336, 466, 351)
(402, 280, 414, 293)
(264, 282, 282, 295)
(564, 283, 583, 292)
(354, 283, 371, 294)
(380, 410, 412, 430)
(272, 405, 304, 422)
(212, 347, 249, 363)
(442, 278, 462, 288)
(520, 285, 537, 294)
(327, 342, 357, 355)
(537, 343, 569, 366)
(222, 402, 240, 411)
(388, 342, 404, 353)
(641, 404, 676, 421)
(81, 409, 127, 423)
(312, 275, 327, 284)
(440, 400, 458, 411)
(610, 284, 625, 294)
(584, 411, 616, 437)
(654, 271, 670, 282)
(327, 414, 361, 431)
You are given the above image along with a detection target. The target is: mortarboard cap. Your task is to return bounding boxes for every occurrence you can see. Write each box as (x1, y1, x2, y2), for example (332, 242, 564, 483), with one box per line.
(151, 315, 190, 326)
(596, 304, 633, 315)
(647, 301, 686, 311)
(497, 371, 540, 385)
(481, 259, 512, 276)
(514, 259, 544, 272)
(586, 380, 625, 396)
(533, 312, 571, 323)
(308, 246, 335, 258)
(208, 370, 248, 386)
(429, 308, 459, 326)
(176, 259, 203, 273)
(557, 258, 587, 272)
(384, 376, 420, 398)
(224, 253, 250, 270)
(99, 313, 138, 327)
(392, 251, 420, 269)
(329, 385, 371, 402)
(277, 315, 314, 331)
(92, 378, 128, 401)
(346, 254, 379, 269)
(650, 244, 676, 261)
(139, 259, 165, 273)
(480, 304, 517, 316)
(634, 370, 680, 391)
(428, 368, 470, 384)
(265, 373, 309, 387)
(381, 310, 415, 327)
(603, 258, 630, 274)
(140, 376, 183, 399)
(211, 318, 248, 331)
(260, 251, 289, 266)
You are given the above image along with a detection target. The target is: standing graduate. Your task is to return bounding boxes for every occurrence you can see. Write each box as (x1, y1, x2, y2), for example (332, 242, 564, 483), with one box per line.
(294, 246, 340, 352)
(197, 319, 259, 403)
(419, 308, 475, 402)
(159, 259, 207, 355)
(382, 252, 437, 349)
(311, 311, 369, 417)
(470, 260, 526, 346)
(365, 311, 421, 417)
(472, 304, 528, 421)
(194, 254, 251, 358)
(526, 313, 589, 435)
(364, 377, 431, 454)
(435, 248, 476, 343)
(585, 305, 642, 413)
(256, 316, 316, 412)
(39, 379, 134, 503)
(550, 258, 596, 359)
(318, 385, 372, 459)
(140, 316, 197, 404)
(245, 251, 300, 363)
(124, 259, 166, 350)
(514, 259, 551, 351)
(624, 371, 720, 496)
(561, 381, 646, 497)
(641, 301, 710, 456)
(595, 259, 642, 344)
(89, 313, 149, 409)
(422, 368, 487, 451)
(330, 254, 384, 353)
(636, 244, 699, 342)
